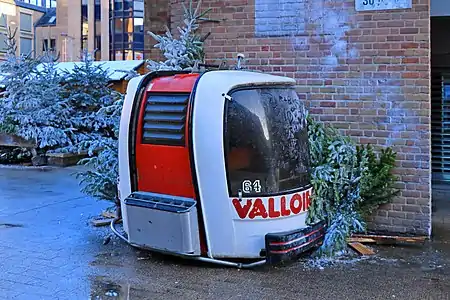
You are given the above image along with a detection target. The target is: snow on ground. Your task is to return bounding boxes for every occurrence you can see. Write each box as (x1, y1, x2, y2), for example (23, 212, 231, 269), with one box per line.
(299, 247, 401, 270)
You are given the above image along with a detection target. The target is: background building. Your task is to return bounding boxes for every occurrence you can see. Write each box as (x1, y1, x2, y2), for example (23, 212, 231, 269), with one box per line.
(109, 0, 145, 60)
(0, 0, 55, 60)
(1, 0, 147, 62)
(36, 0, 147, 62)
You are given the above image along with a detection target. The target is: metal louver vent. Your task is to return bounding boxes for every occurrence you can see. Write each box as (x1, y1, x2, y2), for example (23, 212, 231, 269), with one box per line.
(431, 70, 450, 183)
(142, 94, 189, 146)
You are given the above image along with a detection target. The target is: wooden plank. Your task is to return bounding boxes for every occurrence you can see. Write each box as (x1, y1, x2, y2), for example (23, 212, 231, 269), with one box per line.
(348, 242, 375, 256)
(0, 133, 35, 148)
(46, 151, 88, 167)
(46, 151, 88, 158)
(352, 234, 427, 244)
(347, 237, 377, 243)
(101, 211, 117, 219)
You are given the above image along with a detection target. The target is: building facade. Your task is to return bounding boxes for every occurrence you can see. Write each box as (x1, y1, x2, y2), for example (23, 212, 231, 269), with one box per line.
(109, 0, 145, 60)
(54, 0, 146, 61)
(145, 0, 433, 236)
(1, 0, 147, 62)
(0, 0, 52, 60)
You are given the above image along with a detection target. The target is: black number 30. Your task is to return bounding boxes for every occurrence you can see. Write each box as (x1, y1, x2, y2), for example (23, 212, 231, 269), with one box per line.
(363, 0, 375, 4)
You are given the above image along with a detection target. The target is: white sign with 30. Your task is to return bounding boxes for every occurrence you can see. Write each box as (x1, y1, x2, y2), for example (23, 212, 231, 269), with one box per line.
(355, 0, 412, 12)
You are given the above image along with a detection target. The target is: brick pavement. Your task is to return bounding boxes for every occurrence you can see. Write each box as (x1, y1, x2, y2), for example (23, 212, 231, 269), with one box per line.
(0, 166, 110, 300)
(0, 166, 449, 300)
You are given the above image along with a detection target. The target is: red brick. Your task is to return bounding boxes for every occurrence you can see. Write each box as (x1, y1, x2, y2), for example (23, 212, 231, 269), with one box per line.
(165, 0, 431, 236)
(400, 27, 419, 34)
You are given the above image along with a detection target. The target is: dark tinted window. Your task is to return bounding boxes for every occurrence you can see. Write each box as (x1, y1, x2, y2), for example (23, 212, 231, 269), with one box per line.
(225, 87, 310, 197)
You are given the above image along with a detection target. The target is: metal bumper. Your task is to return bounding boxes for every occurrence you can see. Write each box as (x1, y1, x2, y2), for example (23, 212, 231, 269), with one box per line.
(265, 221, 326, 265)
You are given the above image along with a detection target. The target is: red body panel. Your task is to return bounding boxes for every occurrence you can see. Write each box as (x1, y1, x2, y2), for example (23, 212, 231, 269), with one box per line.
(136, 73, 199, 197)
(135, 73, 207, 254)
(148, 73, 200, 93)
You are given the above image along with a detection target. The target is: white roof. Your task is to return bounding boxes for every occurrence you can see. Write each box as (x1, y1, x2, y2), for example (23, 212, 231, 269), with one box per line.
(36, 60, 145, 81)
(201, 70, 296, 88)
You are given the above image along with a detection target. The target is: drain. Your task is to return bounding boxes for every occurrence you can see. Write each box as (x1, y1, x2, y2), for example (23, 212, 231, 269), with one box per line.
(0, 223, 24, 229)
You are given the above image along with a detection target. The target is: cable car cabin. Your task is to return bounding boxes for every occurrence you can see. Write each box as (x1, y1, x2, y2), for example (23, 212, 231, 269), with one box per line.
(117, 70, 326, 268)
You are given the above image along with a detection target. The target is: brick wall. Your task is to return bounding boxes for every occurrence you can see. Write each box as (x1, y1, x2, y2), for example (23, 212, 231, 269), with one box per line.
(144, 0, 170, 60)
(156, 0, 431, 235)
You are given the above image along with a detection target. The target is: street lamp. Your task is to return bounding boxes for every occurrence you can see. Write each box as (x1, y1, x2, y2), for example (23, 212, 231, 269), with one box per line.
(61, 32, 75, 62)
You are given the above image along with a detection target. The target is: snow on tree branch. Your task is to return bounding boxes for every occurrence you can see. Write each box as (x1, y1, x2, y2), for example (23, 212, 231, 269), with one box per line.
(146, 0, 212, 71)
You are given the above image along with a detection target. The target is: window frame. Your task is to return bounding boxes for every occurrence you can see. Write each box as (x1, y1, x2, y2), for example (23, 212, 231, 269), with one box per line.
(0, 14, 7, 28)
(20, 12, 33, 32)
(223, 84, 312, 198)
(109, 0, 145, 60)
(0, 33, 7, 53)
(20, 37, 33, 55)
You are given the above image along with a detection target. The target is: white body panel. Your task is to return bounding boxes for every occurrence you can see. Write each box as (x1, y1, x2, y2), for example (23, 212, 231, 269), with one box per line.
(192, 71, 309, 258)
(118, 74, 145, 235)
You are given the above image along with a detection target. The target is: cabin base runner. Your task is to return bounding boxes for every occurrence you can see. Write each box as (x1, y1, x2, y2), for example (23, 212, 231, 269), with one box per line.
(114, 69, 326, 268)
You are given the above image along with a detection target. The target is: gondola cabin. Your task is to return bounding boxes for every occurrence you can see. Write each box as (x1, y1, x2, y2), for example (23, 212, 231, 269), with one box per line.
(116, 69, 326, 268)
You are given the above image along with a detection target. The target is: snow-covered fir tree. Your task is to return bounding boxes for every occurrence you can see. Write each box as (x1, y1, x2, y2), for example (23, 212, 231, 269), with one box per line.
(0, 28, 70, 151)
(146, 0, 211, 71)
(75, 0, 212, 203)
(57, 51, 123, 152)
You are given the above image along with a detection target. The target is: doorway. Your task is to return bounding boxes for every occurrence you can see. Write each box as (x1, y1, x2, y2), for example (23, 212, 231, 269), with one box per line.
(430, 4, 450, 234)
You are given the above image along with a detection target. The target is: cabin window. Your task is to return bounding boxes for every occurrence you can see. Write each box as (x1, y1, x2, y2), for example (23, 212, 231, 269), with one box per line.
(224, 86, 311, 197)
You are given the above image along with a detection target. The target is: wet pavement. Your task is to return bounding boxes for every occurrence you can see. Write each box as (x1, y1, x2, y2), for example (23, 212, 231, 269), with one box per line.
(0, 166, 449, 300)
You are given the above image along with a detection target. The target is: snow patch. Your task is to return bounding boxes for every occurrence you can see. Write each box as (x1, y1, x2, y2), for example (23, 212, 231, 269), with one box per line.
(301, 250, 401, 270)
(36, 60, 145, 81)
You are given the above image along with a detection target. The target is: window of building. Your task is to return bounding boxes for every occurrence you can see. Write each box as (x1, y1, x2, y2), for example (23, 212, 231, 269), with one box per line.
(0, 14, 6, 28)
(95, 36, 101, 60)
(20, 37, 32, 55)
(109, 0, 145, 60)
(17, 0, 56, 8)
(81, 0, 88, 52)
(95, 0, 101, 21)
(81, 0, 102, 60)
(22, 0, 38, 5)
(42, 38, 56, 52)
(47, 0, 56, 8)
(0, 34, 6, 52)
(20, 13, 32, 32)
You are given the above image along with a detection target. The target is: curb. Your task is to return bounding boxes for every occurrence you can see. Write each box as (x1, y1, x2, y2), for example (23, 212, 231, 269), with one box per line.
(0, 164, 58, 171)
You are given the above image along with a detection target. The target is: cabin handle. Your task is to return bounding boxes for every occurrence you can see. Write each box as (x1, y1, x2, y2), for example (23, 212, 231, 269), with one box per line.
(222, 93, 232, 101)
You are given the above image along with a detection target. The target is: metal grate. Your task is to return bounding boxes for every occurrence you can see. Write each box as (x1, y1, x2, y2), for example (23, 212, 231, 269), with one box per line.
(431, 70, 450, 183)
(142, 94, 189, 146)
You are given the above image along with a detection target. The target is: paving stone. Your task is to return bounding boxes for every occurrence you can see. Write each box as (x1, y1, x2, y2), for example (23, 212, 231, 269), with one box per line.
(0, 167, 109, 299)
(0, 291, 24, 300)
(1, 165, 450, 300)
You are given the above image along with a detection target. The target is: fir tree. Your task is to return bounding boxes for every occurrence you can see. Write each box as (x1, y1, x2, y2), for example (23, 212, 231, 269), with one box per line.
(147, 0, 212, 71)
(59, 50, 125, 202)
(76, 0, 213, 204)
(0, 27, 70, 151)
(57, 51, 122, 152)
(306, 116, 398, 256)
